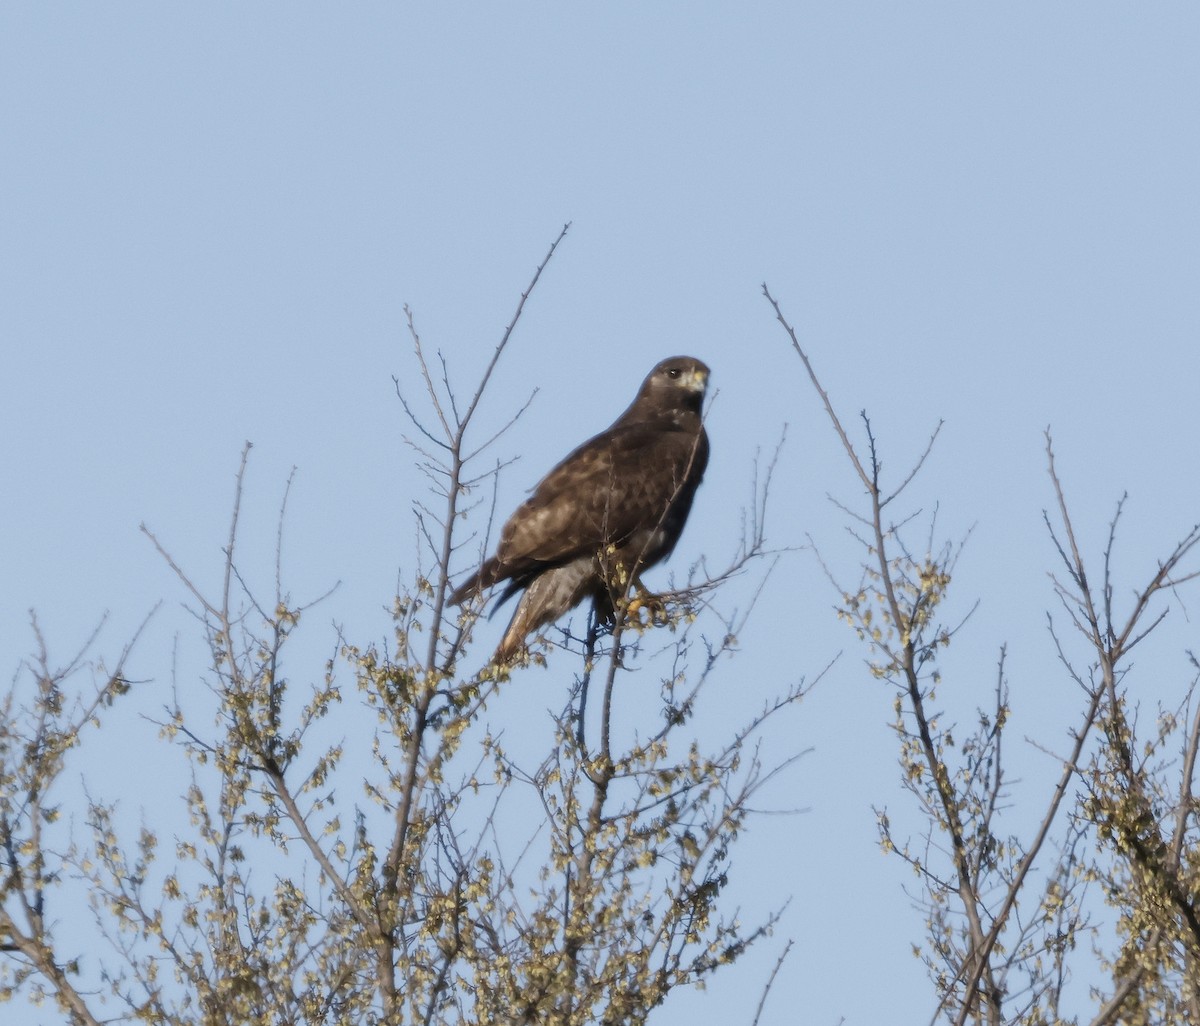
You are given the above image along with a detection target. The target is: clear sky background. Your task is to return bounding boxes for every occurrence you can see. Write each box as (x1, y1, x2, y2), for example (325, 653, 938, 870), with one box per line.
(3, 5, 1199, 1024)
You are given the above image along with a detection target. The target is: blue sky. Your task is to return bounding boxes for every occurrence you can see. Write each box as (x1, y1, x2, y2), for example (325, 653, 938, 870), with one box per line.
(3, 5, 1199, 1023)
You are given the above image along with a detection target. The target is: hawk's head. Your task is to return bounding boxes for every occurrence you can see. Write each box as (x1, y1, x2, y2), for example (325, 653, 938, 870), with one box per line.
(635, 356, 710, 418)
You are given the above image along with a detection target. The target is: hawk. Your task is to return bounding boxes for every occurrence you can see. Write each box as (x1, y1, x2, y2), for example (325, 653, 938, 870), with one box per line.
(450, 355, 710, 664)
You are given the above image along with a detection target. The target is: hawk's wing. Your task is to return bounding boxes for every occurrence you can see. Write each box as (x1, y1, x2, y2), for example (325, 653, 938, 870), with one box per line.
(496, 421, 706, 573)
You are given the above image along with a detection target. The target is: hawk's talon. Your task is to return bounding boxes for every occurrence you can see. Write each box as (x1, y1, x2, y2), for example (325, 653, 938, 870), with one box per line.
(624, 591, 669, 629)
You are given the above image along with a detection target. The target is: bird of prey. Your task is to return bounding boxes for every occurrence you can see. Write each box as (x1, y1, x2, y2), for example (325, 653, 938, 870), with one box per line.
(450, 355, 710, 664)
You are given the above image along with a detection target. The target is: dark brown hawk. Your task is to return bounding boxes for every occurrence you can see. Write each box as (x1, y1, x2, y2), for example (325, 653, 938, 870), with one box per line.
(450, 355, 710, 664)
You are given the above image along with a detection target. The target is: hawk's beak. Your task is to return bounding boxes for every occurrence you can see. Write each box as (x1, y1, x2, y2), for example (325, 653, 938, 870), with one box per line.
(683, 368, 708, 393)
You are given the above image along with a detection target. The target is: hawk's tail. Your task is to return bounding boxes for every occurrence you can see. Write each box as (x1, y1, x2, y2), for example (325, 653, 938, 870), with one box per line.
(489, 560, 597, 665)
(492, 590, 542, 665)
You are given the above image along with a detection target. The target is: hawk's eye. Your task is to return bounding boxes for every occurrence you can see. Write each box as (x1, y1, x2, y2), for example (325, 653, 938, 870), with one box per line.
(666, 367, 681, 379)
